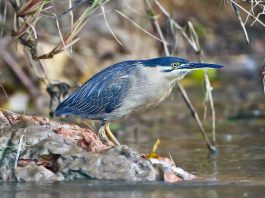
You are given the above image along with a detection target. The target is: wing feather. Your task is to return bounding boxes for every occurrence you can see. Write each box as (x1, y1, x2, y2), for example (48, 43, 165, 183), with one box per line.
(55, 62, 134, 119)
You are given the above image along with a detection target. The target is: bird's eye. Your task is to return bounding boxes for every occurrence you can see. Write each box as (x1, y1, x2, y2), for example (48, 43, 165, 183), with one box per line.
(171, 62, 180, 69)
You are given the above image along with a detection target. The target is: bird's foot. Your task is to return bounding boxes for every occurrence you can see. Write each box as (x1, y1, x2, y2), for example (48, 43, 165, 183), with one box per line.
(98, 126, 114, 146)
(104, 123, 120, 146)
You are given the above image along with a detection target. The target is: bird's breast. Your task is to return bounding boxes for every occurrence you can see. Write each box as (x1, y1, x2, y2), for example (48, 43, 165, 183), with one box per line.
(117, 67, 175, 114)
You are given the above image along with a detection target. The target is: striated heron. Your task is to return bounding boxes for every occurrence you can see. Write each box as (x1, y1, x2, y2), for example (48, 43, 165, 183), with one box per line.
(55, 57, 223, 145)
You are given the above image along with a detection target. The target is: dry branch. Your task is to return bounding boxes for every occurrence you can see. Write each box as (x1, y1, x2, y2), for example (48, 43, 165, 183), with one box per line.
(144, 0, 217, 152)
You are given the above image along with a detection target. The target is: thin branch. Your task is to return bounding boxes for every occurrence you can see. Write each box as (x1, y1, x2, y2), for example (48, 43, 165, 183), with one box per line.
(230, 0, 265, 27)
(69, 0, 73, 52)
(115, 9, 169, 46)
(154, 1, 198, 51)
(250, 3, 265, 26)
(186, 21, 217, 147)
(14, 132, 25, 169)
(147, 0, 217, 152)
(263, 76, 265, 95)
(101, 6, 123, 46)
(35, 0, 110, 59)
(0, 0, 7, 36)
(1, 50, 40, 97)
(177, 84, 215, 152)
(204, 74, 216, 145)
(231, 1, 250, 44)
(262, 58, 265, 94)
(54, 13, 66, 48)
(0, 83, 8, 99)
(57, 0, 88, 18)
(153, 19, 169, 56)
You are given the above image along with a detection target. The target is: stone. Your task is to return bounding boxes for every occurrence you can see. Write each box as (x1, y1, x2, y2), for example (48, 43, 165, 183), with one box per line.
(0, 111, 194, 183)
(15, 165, 59, 182)
(56, 145, 156, 181)
(0, 111, 10, 129)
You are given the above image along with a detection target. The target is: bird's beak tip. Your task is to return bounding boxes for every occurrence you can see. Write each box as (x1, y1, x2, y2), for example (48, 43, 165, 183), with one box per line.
(179, 62, 224, 70)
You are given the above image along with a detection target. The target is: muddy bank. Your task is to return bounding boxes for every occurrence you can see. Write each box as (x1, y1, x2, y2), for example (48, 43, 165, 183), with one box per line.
(0, 111, 194, 183)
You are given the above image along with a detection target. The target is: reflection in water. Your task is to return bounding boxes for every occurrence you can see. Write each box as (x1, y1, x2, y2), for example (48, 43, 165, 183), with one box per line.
(1, 180, 265, 198)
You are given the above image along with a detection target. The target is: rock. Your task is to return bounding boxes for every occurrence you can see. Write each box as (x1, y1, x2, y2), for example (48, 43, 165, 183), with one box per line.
(15, 165, 60, 182)
(150, 158, 196, 183)
(18, 141, 156, 181)
(0, 110, 194, 183)
(0, 111, 10, 129)
(0, 126, 17, 182)
(55, 145, 156, 181)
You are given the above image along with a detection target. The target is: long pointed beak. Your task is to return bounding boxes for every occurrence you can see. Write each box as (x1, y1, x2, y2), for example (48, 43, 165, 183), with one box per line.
(178, 62, 224, 70)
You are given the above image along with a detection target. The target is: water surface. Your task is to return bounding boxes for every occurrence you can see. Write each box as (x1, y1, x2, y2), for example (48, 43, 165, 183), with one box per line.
(1, 85, 265, 197)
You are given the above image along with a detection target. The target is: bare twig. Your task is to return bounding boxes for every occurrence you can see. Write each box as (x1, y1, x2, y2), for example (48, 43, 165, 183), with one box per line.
(145, 0, 217, 152)
(185, 21, 217, 147)
(57, 0, 88, 18)
(0, 83, 8, 99)
(153, 19, 170, 56)
(263, 76, 265, 95)
(250, 3, 265, 26)
(1, 50, 40, 97)
(228, 0, 265, 100)
(229, 0, 265, 27)
(101, 5, 123, 46)
(14, 131, 25, 169)
(0, 0, 7, 36)
(55, 13, 66, 48)
(177, 85, 215, 151)
(204, 74, 216, 145)
(69, 0, 73, 52)
(262, 60, 265, 95)
(231, 1, 250, 44)
(168, 153, 176, 167)
(115, 9, 169, 45)
(35, 0, 109, 59)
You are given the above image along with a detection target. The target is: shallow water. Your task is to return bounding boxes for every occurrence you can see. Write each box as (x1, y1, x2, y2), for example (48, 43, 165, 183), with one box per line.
(2, 118, 265, 197)
(1, 180, 265, 198)
(1, 85, 265, 197)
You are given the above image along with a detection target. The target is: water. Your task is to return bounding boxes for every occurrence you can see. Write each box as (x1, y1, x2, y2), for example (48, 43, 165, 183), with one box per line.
(1, 118, 264, 197)
(1, 86, 265, 197)
(1, 180, 265, 198)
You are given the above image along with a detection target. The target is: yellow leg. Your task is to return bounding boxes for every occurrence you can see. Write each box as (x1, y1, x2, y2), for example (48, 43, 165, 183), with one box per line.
(104, 122, 120, 146)
(98, 125, 109, 144)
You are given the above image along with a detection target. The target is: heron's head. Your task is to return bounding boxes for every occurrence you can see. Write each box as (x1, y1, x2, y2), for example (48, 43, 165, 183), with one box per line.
(141, 57, 223, 81)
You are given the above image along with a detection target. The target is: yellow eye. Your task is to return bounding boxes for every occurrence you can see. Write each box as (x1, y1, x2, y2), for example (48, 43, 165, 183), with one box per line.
(171, 62, 180, 68)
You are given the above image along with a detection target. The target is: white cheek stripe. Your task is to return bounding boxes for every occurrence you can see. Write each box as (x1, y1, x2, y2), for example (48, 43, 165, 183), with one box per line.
(157, 66, 172, 71)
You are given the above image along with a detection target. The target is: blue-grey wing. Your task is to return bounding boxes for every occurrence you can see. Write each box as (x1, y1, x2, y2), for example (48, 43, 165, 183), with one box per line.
(55, 65, 133, 119)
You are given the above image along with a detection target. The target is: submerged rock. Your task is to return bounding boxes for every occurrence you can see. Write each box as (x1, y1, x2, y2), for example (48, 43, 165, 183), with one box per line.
(0, 110, 194, 183)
